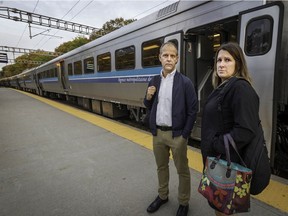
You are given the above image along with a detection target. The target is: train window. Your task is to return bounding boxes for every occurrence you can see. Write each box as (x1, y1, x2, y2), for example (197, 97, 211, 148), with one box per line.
(68, 63, 73, 75)
(142, 38, 163, 67)
(115, 46, 135, 70)
(48, 69, 53, 78)
(74, 60, 83, 75)
(49, 68, 56, 78)
(245, 16, 273, 56)
(97, 52, 111, 72)
(84, 57, 94, 74)
(54, 68, 57, 77)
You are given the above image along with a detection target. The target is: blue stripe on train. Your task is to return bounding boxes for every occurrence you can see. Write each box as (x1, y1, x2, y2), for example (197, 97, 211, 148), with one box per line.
(41, 67, 161, 84)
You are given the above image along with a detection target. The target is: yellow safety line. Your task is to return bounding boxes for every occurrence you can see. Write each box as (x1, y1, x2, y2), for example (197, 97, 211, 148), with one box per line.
(16, 89, 288, 213)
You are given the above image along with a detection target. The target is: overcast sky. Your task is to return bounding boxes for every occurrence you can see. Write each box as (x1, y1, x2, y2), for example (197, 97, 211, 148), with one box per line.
(0, 0, 178, 70)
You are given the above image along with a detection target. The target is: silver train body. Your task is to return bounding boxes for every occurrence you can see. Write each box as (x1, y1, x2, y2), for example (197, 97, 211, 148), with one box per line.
(1, 0, 288, 172)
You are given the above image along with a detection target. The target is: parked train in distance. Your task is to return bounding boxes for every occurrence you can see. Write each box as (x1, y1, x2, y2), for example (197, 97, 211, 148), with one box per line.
(1, 0, 288, 177)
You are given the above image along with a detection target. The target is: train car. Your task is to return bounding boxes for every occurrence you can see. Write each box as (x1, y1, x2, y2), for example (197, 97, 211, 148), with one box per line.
(17, 67, 38, 93)
(35, 62, 63, 97)
(1, 0, 288, 176)
(0, 76, 9, 87)
(8, 74, 21, 89)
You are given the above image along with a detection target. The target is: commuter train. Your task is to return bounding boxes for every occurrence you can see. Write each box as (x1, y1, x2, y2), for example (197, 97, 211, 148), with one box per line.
(1, 0, 288, 176)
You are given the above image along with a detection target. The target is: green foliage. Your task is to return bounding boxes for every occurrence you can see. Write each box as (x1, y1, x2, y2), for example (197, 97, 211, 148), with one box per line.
(1, 51, 55, 78)
(2, 17, 136, 78)
(89, 17, 136, 41)
(55, 36, 89, 53)
(1, 64, 22, 78)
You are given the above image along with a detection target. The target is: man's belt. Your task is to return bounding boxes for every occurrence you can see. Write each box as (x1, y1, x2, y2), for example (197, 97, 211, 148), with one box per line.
(156, 125, 172, 131)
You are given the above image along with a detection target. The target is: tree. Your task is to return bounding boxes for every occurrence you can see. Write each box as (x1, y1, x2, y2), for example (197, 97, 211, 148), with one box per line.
(1, 17, 136, 77)
(2, 64, 22, 77)
(55, 36, 90, 53)
(89, 17, 136, 41)
(1, 51, 55, 77)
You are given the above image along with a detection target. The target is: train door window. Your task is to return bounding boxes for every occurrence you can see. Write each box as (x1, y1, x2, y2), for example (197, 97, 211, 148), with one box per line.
(115, 46, 135, 70)
(142, 38, 163, 67)
(68, 63, 73, 75)
(84, 57, 94, 74)
(245, 16, 273, 56)
(97, 52, 111, 72)
(168, 39, 178, 51)
(73, 60, 82, 75)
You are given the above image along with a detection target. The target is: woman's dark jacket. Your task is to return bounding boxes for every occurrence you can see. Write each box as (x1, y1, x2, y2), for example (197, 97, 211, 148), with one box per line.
(201, 77, 260, 165)
(143, 72, 198, 139)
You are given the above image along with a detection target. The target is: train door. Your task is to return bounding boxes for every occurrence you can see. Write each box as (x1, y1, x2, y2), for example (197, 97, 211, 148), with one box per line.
(238, 2, 283, 165)
(33, 72, 43, 96)
(58, 61, 68, 91)
(184, 18, 238, 140)
(35, 73, 43, 96)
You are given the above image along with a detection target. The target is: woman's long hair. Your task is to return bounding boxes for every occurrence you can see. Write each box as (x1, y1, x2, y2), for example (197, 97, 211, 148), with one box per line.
(212, 42, 252, 88)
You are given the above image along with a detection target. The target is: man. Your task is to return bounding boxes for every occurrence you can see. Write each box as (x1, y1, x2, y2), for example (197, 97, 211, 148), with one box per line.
(144, 41, 198, 216)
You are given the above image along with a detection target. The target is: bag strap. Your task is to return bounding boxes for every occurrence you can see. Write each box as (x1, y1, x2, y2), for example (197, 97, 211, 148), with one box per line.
(212, 135, 233, 178)
(224, 133, 247, 167)
(218, 77, 248, 168)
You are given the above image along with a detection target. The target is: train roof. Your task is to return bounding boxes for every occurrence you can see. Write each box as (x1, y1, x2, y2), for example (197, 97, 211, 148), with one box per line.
(33, 0, 273, 71)
(36, 0, 209, 69)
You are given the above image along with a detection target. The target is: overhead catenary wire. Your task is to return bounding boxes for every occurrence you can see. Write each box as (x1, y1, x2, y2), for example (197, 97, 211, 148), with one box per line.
(14, 0, 39, 60)
(33, 0, 81, 49)
(15, 0, 39, 48)
(3, 0, 178, 62)
(37, 0, 94, 50)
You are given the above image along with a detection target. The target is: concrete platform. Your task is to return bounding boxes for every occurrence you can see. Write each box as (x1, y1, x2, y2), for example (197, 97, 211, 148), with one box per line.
(0, 88, 287, 216)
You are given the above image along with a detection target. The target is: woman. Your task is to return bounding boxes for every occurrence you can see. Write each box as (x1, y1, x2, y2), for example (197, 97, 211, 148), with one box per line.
(200, 42, 261, 215)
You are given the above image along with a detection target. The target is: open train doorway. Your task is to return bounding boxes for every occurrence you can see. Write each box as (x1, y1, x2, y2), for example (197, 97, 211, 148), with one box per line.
(184, 17, 238, 141)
